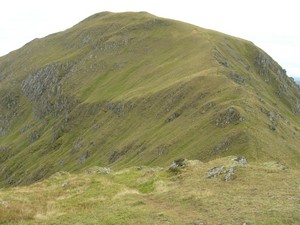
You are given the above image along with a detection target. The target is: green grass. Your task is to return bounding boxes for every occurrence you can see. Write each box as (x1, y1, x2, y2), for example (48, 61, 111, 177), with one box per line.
(0, 157, 299, 224)
(0, 11, 300, 188)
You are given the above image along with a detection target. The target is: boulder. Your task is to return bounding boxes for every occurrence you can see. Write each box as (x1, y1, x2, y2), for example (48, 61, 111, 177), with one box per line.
(224, 166, 237, 181)
(233, 156, 247, 165)
(61, 181, 68, 187)
(207, 166, 225, 178)
(168, 158, 186, 173)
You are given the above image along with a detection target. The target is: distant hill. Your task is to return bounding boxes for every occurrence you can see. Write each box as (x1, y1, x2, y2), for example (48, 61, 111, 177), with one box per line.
(1, 12, 300, 186)
(294, 77, 300, 85)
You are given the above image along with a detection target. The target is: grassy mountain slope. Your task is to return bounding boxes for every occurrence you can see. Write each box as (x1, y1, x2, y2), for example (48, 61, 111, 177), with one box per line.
(0, 12, 300, 186)
(1, 157, 299, 224)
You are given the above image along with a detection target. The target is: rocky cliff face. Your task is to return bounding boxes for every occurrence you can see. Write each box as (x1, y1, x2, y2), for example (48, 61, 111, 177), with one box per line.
(22, 62, 78, 120)
(0, 12, 300, 186)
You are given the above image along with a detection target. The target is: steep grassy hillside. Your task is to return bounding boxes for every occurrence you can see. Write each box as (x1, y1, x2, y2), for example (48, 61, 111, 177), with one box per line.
(0, 157, 299, 224)
(0, 12, 300, 186)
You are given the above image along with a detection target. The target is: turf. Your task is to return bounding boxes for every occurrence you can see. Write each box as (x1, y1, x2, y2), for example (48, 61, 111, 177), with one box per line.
(0, 157, 299, 224)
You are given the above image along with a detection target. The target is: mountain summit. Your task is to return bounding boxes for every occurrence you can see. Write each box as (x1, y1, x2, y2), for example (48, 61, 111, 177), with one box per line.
(0, 12, 300, 186)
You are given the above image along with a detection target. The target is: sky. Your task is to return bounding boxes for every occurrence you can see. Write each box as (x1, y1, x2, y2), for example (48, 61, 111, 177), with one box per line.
(0, 0, 299, 77)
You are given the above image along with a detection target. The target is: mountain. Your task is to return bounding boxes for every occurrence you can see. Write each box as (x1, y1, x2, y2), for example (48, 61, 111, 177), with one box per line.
(0, 12, 300, 187)
(294, 77, 300, 85)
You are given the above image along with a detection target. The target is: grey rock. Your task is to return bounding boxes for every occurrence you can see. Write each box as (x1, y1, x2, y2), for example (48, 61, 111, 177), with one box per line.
(230, 72, 245, 84)
(98, 167, 111, 174)
(224, 166, 237, 181)
(71, 138, 83, 154)
(207, 166, 225, 178)
(268, 112, 275, 121)
(233, 156, 248, 165)
(109, 144, 133, 163)
(292, 102, 300, 115)
(27, 130, 41, 143)
(0, 200, 9, 207)
(79, 151, 90, 164)
(213, 139, 230, 154)
(136, 166, 143, 170)
(170, 158, 185, 168)
(86, 167, 112, 174)
(168, 158, 186, 173)
(19, 124, 34, 134)
(258, 98, 266, 104)
(61, 181, 68, 187)
(165, 112, 181, 123)
(213, 48, 229, 68)
(21, 63, 77, 120)
(215, 107, 244, 128)
(0, 127, 7, 136)
(200, 102, 215, 114)
(269, 124, 276, 131)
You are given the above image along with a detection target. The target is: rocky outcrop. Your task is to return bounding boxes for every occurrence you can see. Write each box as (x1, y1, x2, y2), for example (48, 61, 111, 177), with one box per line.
(207, 166, 225, 178)
(233, 157, 247, 165)
(168, 158, 186, 174)
(22, 63, 78, 120)
(0, 91, 21, 136)
(229, 71, 247, 85)
(215, 107, 244, 127)
(165, 112, 181, 123)
(224, 166, 237, 181)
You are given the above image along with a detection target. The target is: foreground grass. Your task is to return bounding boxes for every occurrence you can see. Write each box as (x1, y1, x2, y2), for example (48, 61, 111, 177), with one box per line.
(0, 156, 299, 225)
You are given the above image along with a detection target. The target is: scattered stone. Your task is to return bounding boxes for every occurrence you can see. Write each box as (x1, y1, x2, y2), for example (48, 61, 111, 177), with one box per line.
(109, 151, 120, 163)
(27, 130, 41, 143)
(224, 166, 237, 181)
(215, 107, 244, 128)
(71, 138, 83, 154)
(262, 161, 288, 170)
(52, 171, 69, 177)
(269, 124, 276, 131)
(79, 151, 90, 164)
(171, 158, 185, 167)
(168, 158, 186, 173)
(61, 181, 68, 187)
(136, 166, 143, 170)
(0, 127, 7, 136)
(207, 166, 225, 179)
(222, 61, 229, 67)
(109, 144, 132, 163)
(165, 112, 181, 123)
(0, 200, 9, 207)
(233, 156, 247, 165)
(200, 102, 215, 114)
(100, 167, 112, 174)
(213, 139, 230, 154)
(213, 47, 229, 68)
(258, 98, 265, 104)
(230, 72, 245, 84)
(86, 167, 112, 174)
(268, 112, 275, 121)
(287, 196, 298, 201)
